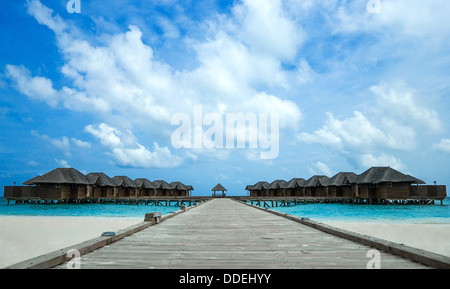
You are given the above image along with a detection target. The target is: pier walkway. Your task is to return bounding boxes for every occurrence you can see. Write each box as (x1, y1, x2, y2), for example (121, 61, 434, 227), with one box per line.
(54, 198, 430, 269)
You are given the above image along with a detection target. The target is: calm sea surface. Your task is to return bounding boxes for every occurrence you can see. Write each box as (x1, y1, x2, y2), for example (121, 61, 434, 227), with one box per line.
(270, 198, 450, 223)
(1, 197, 450, 223)
(0, 198, 182, 219)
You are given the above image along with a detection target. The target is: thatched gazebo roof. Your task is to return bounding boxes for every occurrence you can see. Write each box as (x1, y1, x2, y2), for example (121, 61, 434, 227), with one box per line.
(212, 183, 227, 192)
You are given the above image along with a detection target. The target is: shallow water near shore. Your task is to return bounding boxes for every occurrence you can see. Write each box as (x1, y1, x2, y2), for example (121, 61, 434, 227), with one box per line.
(0, 198, 183, 218)
(270, 197, 450, 223)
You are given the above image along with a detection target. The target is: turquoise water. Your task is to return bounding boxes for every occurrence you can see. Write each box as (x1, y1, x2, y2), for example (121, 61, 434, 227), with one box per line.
(0, 198, 184, 219)
(2, 197, 450, 223)
(268, 198, 450, 223)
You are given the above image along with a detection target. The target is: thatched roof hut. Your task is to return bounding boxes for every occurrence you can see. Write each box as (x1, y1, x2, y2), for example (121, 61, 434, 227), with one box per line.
(212, 183, 227, 197)
(113, 176, 138, 187)
(269, 180, 288, 189)
(329, 172, 358, 186)
(86, 172, 116, 187)
(170, 182, 188, 191)
(356, 167, 425, 185)
(153, 180, 172, 190)
(134, 178, 156, 189)
(304, 175, 330, 187)
(253, 181, 271, 190)
(22, 168, 90, 200)
(23, 168, 89, 185)
(212, 183, 227, 192)
(286, 178, 306, 189)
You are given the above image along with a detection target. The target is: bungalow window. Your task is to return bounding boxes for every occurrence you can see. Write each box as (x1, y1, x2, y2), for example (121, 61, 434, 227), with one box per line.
(55, 184, 61, 188)
(387, 182, 393, 187)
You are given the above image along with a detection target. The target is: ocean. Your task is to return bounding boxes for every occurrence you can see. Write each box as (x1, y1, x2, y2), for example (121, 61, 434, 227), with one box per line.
(1, 197, 450, 223)
(0, 198, 184, 219)
(269, 197, 450, 223)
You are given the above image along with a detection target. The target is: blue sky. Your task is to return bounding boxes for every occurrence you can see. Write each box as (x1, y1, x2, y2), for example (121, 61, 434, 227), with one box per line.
(1, 0, 450, 196)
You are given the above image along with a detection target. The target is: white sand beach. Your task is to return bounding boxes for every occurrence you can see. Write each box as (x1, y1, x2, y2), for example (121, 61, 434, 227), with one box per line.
(1, 216, 449, 269)
(324, 221, 450, 258)
(0, 216, 142, 268)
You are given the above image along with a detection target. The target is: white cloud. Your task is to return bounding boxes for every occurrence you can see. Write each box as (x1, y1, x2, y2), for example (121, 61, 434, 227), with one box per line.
(112, 143, 182, 169)
(71, 138, 91, 149)
(85, 123, 182, 168)
(85, 123, 123, 148)
(358, 154, 405, 171)
(55, 159, 71, 168)
(433, 139, 450, 154)
(7, 0, 305, 164)
(31, 131, 91, 156)
(314, 161, 332, 176)
(299, 110, 414, 151)
(298, 81, 443, 169)
(370, 83, 442, 133)
(25, 0, 67, 34)
(232, 0, 305, 61)
(5, 65, 59, 108)
(328, 0, 450, 42)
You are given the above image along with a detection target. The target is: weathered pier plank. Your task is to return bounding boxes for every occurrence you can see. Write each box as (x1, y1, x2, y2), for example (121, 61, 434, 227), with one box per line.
(54, 199, 431, 269)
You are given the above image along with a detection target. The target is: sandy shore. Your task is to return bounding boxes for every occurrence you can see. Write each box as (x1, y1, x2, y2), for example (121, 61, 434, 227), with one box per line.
(0, 216, 142, 268)
(1, 216, 449, 268)
(324, 221, 450, 258)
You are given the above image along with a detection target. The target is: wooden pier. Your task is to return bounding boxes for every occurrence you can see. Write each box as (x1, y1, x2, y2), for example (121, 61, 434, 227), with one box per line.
(233, 197, 444, 207)
(37, 198, 450, 269)
(5, 196, 210, 206)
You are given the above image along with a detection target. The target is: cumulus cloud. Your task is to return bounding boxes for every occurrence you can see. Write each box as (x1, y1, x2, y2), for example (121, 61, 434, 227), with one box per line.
(31, 131, 91, 157)
(232, 0, 305, 61)
(298, 82, 442, 169)
(5, 65, 59, 108)
(370, 83, 442, 133)
(358, 154, 405, 171)
(310, 161, 332, 176)
(298, 110, 415, 151)
(328, 0, 450, 42)
(85, 123, 182, 168)
(6, 0, 304, 164)
(433, 139, 450, 154)
(55, 159, 71, 168)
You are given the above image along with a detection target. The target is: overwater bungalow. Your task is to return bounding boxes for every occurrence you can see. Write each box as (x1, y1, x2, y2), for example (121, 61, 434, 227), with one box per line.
(86, 172, 116, 199)
(285, 178, 306, 197)
(328, 172, 358, 198)
(304, 175, 330, 197)
(23, 168, 90, 201)
(134, 178, 156, 198)
(170, 182, 191, 197)
(113, 176, 138, 198)
(153, 180, 173, 197)
(268, 180, 288, 197)
(355, 167, 425, 200)
(246, 181, 271, 197)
